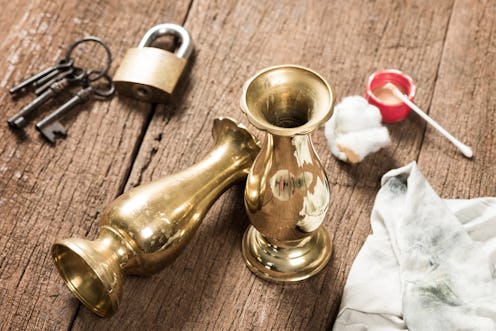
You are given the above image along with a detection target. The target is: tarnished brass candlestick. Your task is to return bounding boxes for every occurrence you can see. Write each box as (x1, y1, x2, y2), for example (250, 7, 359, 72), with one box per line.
(240, 65, 335, 282)
(52, 117, 260, 317)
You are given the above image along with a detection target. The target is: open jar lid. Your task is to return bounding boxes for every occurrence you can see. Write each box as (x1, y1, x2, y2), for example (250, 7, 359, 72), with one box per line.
(366, 69, 416, 123)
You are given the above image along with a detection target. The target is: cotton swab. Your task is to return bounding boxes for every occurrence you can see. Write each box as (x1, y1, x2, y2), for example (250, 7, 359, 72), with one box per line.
(383, 83, 473, 158)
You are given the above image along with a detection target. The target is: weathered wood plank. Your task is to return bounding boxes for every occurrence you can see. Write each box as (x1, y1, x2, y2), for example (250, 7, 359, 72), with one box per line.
(0, 1, 192, 330)
(72, 0, 455, 330)
(417, 0, 496, 197)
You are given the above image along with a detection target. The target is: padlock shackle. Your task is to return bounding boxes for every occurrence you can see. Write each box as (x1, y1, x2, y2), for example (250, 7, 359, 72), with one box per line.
(138, 23, 193, 59)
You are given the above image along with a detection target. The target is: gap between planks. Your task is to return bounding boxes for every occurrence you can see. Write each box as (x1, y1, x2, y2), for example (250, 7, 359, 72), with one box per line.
(414, 0, 456, 163)
(65, 1, 196, 329)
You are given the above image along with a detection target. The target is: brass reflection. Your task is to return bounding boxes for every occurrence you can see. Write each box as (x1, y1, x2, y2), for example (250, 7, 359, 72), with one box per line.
(52, 117, 260, 317)
(240, 65, 335, 282)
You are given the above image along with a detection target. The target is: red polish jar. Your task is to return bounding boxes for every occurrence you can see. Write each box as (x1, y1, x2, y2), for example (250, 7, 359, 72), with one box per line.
(366, 69, 416, 123)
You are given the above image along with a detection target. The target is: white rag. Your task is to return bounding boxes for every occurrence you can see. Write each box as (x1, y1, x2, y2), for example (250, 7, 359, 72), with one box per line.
(333, 162, 496, 331)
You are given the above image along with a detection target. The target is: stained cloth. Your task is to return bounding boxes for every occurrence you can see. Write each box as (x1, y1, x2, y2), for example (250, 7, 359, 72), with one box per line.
(333, 162, 496, 331)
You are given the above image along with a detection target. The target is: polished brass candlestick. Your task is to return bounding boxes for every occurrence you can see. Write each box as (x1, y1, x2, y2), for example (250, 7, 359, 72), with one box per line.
(240, 65, 335, 282)
(52, 117, 260, 317)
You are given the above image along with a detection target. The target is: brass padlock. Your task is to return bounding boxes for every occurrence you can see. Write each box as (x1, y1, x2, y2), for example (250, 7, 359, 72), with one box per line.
(113, 23, 194, 103)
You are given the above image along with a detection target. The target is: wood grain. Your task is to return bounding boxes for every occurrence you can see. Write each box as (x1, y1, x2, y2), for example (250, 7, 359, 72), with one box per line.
(417, 0, 496, 198)
(1, 0, 493, 330)
(0, 1, 192, 330)
(71, 0, 455, 330)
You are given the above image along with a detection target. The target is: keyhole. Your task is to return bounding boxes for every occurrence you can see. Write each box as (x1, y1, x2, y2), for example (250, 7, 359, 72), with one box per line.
(136, 86, 150, 98)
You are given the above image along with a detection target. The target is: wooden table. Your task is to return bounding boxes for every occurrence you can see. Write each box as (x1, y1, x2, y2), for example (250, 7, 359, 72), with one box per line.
(1, 0, 494, 330)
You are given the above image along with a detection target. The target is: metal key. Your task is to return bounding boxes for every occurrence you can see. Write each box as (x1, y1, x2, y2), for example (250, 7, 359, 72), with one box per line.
(9, 58, 74, 95)
(36, 74, 115, 143)
(7, 79, 71, 129)
(34, 67, 80, 96)
(32, 69, 62, 88)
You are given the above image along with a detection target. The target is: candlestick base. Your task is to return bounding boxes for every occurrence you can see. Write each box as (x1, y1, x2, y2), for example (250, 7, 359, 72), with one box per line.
(242, 225, 332, 282)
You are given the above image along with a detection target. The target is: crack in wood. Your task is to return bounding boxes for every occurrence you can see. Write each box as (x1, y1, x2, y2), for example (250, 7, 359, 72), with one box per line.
(415, 0, 456, 163)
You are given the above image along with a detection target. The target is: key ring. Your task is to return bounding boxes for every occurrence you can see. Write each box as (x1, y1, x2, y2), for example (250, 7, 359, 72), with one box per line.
(66, 66, 87, 82)
(56, 58, 75, 71)
(65, 37, 112, 82)
(87, 72, 115, 98)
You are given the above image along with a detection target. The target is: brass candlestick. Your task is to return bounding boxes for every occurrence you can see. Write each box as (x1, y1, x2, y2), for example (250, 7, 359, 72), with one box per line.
(240, 65, 335, 282)
(52, 117, 260, 317)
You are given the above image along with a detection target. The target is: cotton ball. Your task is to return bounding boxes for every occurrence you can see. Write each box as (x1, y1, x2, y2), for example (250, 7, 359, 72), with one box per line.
(334, 96, 383, 132)
(335, 127, 391, 163)
(325, 114, 347, 162)
(325, 96, 391, 163)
